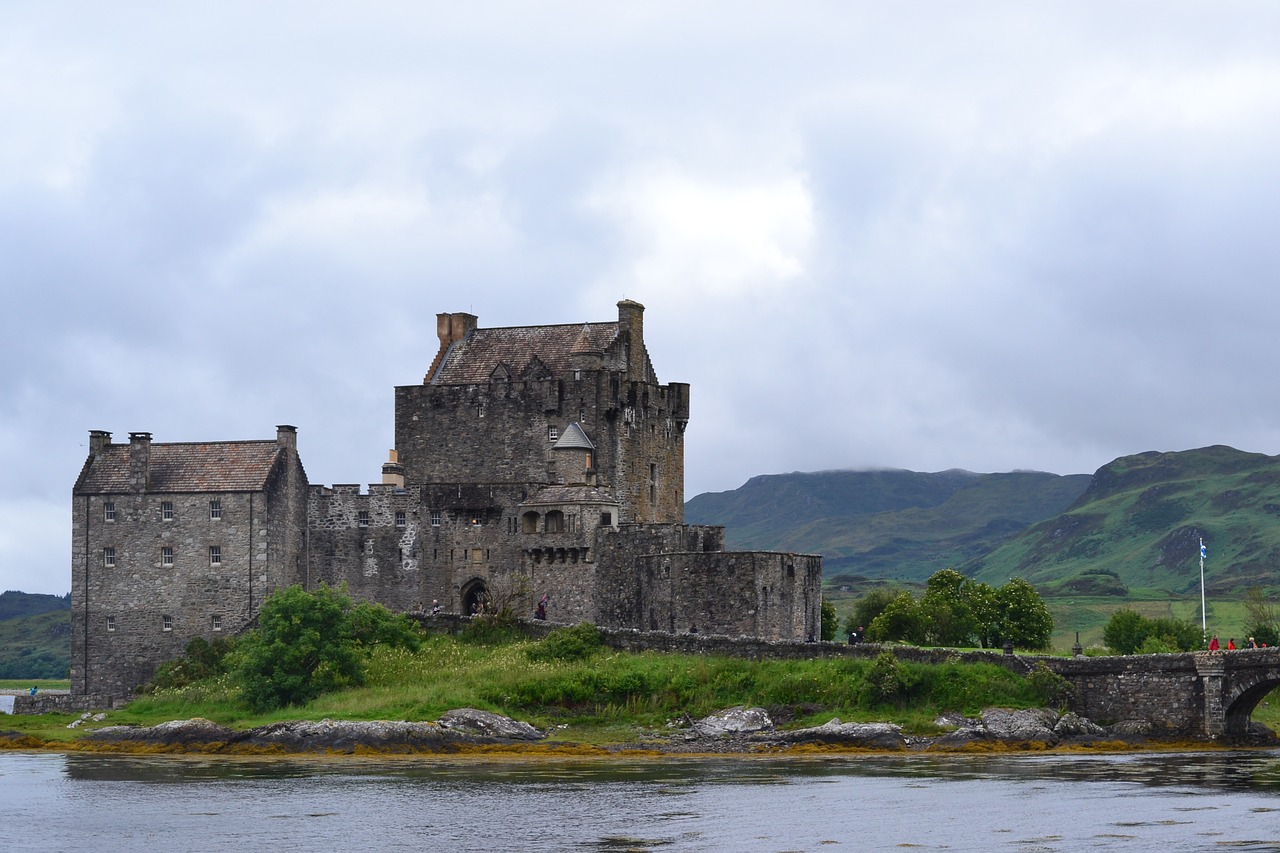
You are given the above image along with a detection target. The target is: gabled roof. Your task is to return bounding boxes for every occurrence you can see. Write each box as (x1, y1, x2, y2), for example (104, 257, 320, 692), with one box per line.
(429, 321, 619, 385)
(75, 441, 285, 494)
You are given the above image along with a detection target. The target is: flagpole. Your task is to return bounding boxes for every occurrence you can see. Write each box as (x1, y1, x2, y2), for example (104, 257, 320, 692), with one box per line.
(1199, 537, 1207, 644)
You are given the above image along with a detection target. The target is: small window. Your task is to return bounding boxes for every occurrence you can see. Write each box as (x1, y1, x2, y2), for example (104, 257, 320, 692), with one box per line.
(104, 501, 115, 523)
(161, 546, 174, 567)
(161, 501, 174, 521)
(470, 514, 481, 526)
(106, 615, 116, 632)
(209, 545, 222, 565)
(430, 510, 441, 527)
(358, 510, 369, 528)
(548, 426, 559, 441)
(600, 512, 612, 527)
(210, 499, 222, 520)
(162, 615, 173, 632)
(395, 510, 406, 527)
(211, 614, 223, 632)
(103, 547, 115, 568)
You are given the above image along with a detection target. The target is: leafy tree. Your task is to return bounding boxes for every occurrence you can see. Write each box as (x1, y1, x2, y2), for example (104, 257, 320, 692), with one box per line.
(845, 587, 899, 638)
(920, 569, 980, 646)
(1243, 587, 1280, 647)
(1103, 608, 1148, 655)
(865, 592, 926, 644)
(234, 584, 420, 712)
(820, 599, 839, 641)
(994, 578, 1053, 651)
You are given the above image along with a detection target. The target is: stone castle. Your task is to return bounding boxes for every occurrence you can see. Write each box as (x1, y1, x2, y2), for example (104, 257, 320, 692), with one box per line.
(71, 300, 822, 698)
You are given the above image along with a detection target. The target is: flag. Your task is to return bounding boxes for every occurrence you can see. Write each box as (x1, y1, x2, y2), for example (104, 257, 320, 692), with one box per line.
(1200, 541, 1207, 560)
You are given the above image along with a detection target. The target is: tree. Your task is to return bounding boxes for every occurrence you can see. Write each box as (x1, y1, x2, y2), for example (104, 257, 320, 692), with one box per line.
(1243, 587, 1280, 647)
(865, 592, 927, 644)
(846, 587, 899, 637)
(1103, 608, 1148, 655)
(820, 599, 839, 641)
(994, 578, 1053, 651)
(234, 584, 420, 712)
(920, 569, 980, 646)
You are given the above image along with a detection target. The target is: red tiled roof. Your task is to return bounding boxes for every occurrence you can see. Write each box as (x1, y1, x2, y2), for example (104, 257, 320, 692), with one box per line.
(75, 441, 284, 494)
(430, 322, 619, 385)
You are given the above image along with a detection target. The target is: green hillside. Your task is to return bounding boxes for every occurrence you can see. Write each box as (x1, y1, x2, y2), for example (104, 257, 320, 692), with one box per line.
(0, 591, 71, 679)
(963, 446, 1280, 597)
(686, 469, 1090, 582)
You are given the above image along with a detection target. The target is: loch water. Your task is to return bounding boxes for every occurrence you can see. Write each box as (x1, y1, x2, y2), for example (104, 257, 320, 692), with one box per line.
(3, 749, 1280, 851)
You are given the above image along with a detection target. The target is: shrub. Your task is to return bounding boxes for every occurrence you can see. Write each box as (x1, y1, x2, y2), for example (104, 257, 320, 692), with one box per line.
(858, 651, 917, 706)
(1027, 662, 1074, 708)
(526, 623, 603, 662)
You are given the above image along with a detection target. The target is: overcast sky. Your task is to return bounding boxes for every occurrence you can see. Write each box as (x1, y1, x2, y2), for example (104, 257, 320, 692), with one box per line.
(4, 3, 1280, 594)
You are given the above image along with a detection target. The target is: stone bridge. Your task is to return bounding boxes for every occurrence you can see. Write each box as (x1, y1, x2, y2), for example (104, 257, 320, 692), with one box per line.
(1041, 648, 1280, 739)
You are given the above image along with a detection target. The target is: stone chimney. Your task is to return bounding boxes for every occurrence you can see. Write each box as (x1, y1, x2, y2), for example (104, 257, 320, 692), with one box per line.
(382, 449, 406, 487)
(426, 312, 479, 382)
(127, 432, 152, 492)
(88, 430, 112, 457)
(276, 424, 298, 452)
(617, 299, 645, 378)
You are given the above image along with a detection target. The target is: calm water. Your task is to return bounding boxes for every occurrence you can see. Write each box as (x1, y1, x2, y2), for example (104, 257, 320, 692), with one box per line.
(3, 750, 1280, 851)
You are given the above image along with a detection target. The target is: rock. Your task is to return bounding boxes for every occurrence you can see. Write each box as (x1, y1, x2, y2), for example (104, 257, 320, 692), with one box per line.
(692, 707, 774, 738)
(979, 708, 1061, 744)
(86, 718, 236, 746)
(1107, 719, 1153, 736)
(437, 709, 545, 741)
(768, 719, 906, 750)
(244, 719, 461, 751)
(1054, 711, 1105, 737)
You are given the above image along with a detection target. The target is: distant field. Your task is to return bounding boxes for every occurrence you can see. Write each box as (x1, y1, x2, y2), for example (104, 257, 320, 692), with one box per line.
(0, 679, 69, 691)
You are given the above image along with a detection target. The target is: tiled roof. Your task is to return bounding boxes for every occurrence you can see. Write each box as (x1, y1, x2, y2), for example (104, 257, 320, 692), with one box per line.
(430, 322, 619, 384)
(553, 422, 595, 451)
(75, 441, 284, 494)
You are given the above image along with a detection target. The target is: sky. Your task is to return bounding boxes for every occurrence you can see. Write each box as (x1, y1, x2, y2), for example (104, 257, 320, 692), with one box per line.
(5, 2, 1280, 595)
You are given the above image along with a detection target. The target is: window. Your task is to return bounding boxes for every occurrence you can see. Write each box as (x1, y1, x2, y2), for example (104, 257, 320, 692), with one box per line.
(209, 545, 222, 566)
(430, 510, 441, 527)
(358, 510, 369, 528)
(395, 510, 406, 527)
(600, 512, 613, 527)
(548, 426, 559, 441)
(162, 615, 173, 632)
(211, 614, 223, 632)
(545, 510, 565, 533)
(209, 499, 222, 520)
(161, 501, 174, 521)
(104, 501, 115, 522)
(103, 547, 116, 568)
(649, 464, 657, 503)
(161, 546, 173, 567)
(106, 615, 116, 632)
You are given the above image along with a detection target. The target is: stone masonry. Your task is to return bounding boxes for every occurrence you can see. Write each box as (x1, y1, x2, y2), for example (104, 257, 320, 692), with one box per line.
(71, 300, 822, 699)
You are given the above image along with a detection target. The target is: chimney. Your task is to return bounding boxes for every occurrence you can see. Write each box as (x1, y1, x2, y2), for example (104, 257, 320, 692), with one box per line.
(382, 449, 405, 487)
(617, 299, 645, 377)
(426, 312, 479, 382)
(88, 430, 112, 457)
(127, 432, 152, 492)
(276, 424, 298, 452)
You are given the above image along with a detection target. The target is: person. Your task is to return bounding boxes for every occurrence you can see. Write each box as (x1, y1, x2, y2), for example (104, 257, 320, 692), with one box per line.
(430, 600, 441, 615)
(1227, 638, 1237, 651)
(535, 594, 548, 621)
(1209, 635, 1220, 652)
(689, 623, 698, 634)
(1248, 637, 1259, 649)
(847, 626, 859, 645)
(28, 686, 37, 697)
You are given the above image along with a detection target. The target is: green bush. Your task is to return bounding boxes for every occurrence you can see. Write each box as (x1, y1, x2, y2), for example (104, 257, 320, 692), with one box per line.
(526, 623, 603, 662)
(858, 651, 917, 707)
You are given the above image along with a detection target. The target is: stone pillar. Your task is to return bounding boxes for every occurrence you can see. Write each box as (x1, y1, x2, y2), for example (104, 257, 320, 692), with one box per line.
(1194, 652, 1226, 738)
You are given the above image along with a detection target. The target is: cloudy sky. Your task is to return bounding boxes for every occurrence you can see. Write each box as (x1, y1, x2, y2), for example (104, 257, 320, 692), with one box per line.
(5, 3, 1280, 594)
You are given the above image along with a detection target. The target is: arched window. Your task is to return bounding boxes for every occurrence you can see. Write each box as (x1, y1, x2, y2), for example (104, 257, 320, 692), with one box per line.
(521, 511, 540, 534)
(545, 510, 565, 533)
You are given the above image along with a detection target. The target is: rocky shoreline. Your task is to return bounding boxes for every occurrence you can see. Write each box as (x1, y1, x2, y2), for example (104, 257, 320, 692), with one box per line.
(10, 706, 1268, 757)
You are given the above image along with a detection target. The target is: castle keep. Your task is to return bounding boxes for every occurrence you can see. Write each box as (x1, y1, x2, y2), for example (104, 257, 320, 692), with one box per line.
(71, 300, 823, 697)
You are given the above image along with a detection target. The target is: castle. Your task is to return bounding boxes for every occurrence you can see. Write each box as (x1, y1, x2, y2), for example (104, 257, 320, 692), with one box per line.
(71, 300, 823, 698)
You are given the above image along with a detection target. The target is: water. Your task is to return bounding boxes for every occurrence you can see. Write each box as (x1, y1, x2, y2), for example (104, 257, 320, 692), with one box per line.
(3, 750, 1280, 851)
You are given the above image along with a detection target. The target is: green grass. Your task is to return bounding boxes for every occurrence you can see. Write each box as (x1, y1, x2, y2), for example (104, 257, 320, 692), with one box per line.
(2, 633, 1047, 743)
(0, 679, 68, 691)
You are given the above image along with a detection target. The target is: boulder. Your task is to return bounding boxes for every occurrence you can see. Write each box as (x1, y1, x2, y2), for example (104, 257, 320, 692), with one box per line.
(768, 719, 906, 751)
(692, 707, 774, 738)
(86, 718, 236, 747)
(979, 708, 1061, 744)
(1053, 711, 1105, 737)
(437, 709, 545, 741)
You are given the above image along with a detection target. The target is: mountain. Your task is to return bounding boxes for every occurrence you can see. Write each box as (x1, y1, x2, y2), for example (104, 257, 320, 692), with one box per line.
(685, 469, 1091, 583)
(0, 591, 71, 679)
(962, 446, 1280, 597)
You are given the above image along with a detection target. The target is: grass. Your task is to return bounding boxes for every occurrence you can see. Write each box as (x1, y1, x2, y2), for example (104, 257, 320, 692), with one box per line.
(1, 632, 1047, 744)
(0, 679, 69, 691)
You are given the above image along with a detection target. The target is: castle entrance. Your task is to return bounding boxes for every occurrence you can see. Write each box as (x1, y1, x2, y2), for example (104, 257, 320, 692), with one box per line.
(460, 579, 490, 616)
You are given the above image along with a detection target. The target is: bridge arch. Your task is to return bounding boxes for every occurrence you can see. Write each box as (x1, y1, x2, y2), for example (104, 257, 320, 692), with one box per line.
(1224, 668, 1280, 737)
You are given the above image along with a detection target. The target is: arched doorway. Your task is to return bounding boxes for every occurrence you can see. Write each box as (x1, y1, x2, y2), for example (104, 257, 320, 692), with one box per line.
(460, 578, 490, 616)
